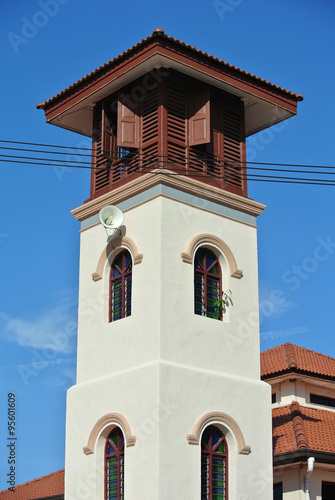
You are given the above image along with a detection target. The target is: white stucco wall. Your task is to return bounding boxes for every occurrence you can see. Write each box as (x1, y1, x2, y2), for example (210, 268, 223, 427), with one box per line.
(65, 360, 272, 499)
(65, 188, 273, 499)
(75, 195, 262, 383)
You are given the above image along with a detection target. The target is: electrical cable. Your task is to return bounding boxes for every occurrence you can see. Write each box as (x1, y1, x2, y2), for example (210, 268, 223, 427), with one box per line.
(1, 139, 334, 186)
(2, 157, 335, 186)
(0, 139, 334, 170)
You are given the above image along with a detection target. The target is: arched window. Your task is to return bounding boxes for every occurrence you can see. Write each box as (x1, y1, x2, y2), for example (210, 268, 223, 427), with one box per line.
(201, 425, 228, 499)
(194, 248, 222, 319)
(105, 427, 125, 500)
(109, 250, 132, 322)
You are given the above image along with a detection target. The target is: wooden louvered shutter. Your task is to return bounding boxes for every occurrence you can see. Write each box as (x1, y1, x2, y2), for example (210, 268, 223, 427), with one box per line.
(167, 86, 186, 165)
(141, 88, 159, 169)
(92, 103, 112, 194)
(117, 95, 140, 148)
(223, 102, 244, 189)
(101, 103, 113, 156)
(189, 89, 210, 146)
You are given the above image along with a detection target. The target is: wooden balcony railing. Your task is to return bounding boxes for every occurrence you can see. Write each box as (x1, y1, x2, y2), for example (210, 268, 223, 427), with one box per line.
(91, 149, 246, 199)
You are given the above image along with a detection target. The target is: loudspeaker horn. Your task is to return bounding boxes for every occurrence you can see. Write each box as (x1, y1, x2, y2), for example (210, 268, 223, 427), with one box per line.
(98, 205, 124, 229)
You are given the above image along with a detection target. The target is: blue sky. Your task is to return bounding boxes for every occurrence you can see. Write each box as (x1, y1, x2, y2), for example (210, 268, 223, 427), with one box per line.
(0, 0, 334, 490)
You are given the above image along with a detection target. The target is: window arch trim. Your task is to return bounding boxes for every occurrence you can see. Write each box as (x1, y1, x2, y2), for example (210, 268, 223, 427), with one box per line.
(186, 411, 250, 455)
(83, 413, 136, 455)
(92, 236, 143, 282)
(181, 233, 243, 279)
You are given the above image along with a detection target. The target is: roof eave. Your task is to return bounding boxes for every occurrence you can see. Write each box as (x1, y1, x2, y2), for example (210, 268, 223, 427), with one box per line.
(262, 369, 335, 384)
(37, 30, 302, 139)
(274, 449, 335, 467)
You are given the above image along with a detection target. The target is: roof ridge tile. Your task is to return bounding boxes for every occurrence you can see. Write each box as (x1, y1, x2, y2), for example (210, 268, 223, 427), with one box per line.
(284, 342, 298, 369)
(290, 401, 309, 449)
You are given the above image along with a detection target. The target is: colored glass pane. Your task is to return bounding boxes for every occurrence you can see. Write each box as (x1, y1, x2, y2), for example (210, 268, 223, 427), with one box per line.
(115, 254, 124, 269)
(206, 253, 216, 269)
(215, 442, 226, 453)
(125, 253, 131, 268)
(111, 433, 118, 447)
(212, 428, 223, 449)
(107, 443, 116, 455)
(210, 263, 219, 275)
(112, 267, 121, 278)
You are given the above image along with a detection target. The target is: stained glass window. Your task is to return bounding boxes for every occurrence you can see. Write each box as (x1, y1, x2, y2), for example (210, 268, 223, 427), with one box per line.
(110, 250, 132, 322)
(201, 425, 228, 500)
(105, 427, 125, 500)
(194, 248, 222, 319)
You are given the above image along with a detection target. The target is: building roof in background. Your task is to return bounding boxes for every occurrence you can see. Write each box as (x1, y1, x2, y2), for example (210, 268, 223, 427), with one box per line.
(273, 401, 335, 455)
(261, 343, 335, 380)
(0, 469, 64, 500)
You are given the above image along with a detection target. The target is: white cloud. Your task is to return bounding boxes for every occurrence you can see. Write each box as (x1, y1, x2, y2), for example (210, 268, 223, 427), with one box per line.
(258, 281, 295, 318)
(36, 361, 77, 390)
(0, 291, 77, 354)
(260, 326, 309, 341)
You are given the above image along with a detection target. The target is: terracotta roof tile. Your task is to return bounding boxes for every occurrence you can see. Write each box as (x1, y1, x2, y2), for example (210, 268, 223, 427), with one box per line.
(0, 469, 64, 499)
(273, 403, 335, 455)
(37, 28, 303, 109)
(261, 343, 335, 379)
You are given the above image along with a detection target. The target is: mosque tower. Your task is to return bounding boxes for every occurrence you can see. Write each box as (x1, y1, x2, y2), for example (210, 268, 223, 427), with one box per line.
(38, 29, 302, 500)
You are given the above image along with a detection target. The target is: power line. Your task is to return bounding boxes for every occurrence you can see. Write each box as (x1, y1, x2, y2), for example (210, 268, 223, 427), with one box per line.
(1, 149, 335, 175)
(1, 151, 335, 178)
(0, 139, 92, 151)
(1, 139, 334, 186)
(0, 139, 334, 170)
(0, 145, 93, 158)
(2, 157, 335, 186)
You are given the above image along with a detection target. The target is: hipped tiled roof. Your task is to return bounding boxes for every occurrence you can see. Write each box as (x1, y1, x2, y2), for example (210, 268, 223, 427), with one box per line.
(261, 343, 335, 379)
(0, 469, 64, 499)
(273, 402, 335, 455)
(37, 28, 303, 110)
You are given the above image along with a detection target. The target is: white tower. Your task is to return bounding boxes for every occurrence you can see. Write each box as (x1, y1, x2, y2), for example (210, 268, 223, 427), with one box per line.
(38, 29, 302, 500)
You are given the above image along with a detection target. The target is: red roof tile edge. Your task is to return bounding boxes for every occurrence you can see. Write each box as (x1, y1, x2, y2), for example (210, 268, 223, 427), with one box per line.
(261, 342, 335, 379)
(0, 469, 64, 498)
(37, 28, 303, 110)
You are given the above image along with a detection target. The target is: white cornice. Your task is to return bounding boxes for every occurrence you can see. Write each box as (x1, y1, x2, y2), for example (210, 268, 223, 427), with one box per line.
(71, 169, 266, 221)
